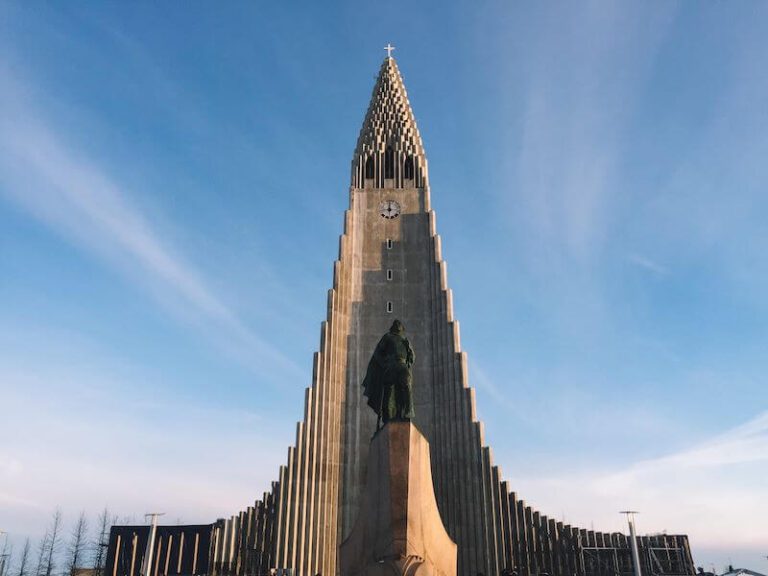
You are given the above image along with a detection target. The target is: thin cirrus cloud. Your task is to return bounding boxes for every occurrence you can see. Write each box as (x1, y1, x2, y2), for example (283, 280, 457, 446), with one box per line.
(0, 71, 303, 383)
(645, 411, 768, 470)
(0, 350, 283, 534)
(626, 253, 668, 276)
(511, 410, 768, 552)
(508, 3, 677, 264)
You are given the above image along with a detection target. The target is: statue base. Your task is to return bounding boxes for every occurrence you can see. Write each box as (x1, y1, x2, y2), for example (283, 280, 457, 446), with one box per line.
(339, 421, 457, 576)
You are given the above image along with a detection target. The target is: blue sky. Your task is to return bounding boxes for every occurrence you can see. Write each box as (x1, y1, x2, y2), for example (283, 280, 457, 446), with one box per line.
(1, 1, 766, 572)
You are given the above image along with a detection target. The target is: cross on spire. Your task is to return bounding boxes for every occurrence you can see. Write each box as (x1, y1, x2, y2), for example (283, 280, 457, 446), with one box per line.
(384, 43, 395, 59)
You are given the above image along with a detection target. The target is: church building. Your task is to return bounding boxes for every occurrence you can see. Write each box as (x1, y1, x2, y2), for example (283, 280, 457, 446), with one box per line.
(106, 53, 696, 576)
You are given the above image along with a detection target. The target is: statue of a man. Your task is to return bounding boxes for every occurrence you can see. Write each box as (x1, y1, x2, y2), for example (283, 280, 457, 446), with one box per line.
(361, 319, 415, 430)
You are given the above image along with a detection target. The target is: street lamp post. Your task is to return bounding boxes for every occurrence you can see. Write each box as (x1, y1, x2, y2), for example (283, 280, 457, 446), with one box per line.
(620, 512, 643, 576)
(141, 514, 165, 576)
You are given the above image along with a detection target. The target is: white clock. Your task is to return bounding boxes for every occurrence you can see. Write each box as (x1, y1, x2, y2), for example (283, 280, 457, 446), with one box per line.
(379, 200, 401, 219)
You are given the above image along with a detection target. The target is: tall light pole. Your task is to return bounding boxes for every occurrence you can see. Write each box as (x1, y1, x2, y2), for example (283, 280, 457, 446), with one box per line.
(620, 512, 643, 576)
(141, 513, 165, 576)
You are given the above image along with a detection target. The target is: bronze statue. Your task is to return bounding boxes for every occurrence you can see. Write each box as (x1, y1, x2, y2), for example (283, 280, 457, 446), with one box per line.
(361, 319, 415, 430)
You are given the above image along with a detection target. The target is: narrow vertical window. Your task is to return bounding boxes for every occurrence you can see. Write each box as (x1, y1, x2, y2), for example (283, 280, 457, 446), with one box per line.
(365, 156, 375, 179)
(177, 532, 185, 573)
(164, 535, 173, 575)
(387, 302, 393, 313)
(386, 239, 393, 249)
(384, 146, 395, 179)
(387, 269, 393, 281)
(192, 534, 200, 574)
(129, 534, 138, 576)
(404, 156, 414, 180)
(112, 535, 121, 576)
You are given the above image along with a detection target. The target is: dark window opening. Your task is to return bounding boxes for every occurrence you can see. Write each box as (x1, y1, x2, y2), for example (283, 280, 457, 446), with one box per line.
(404, 156, 415, 180)
(365, 156, 374, 179)
(387, 301, 393, 313)
(386, 239, 393, 249)
(384, 147, 395, 179)
(387, 269, 393, 281)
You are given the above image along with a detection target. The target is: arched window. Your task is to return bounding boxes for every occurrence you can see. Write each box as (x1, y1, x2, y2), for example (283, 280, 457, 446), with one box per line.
(403, 156, 414, 180)
(364, 156, 374, 179)
(384, 147, 395, 179)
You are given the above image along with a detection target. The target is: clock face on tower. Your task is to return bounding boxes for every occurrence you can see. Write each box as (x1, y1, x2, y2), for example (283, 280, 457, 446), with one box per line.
(379, 200, 401, 219)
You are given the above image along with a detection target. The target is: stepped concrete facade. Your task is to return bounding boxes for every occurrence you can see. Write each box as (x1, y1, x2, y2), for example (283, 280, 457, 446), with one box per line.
(106, 55, 696, 576)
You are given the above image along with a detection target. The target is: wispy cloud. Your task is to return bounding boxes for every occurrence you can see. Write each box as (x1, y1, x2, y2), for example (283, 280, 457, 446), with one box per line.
(508, 411, 768, 550)
(627, 253, 668, 275)
(0, 350, 287, 538)
(510, 3, 678, 264)
(630, 411, 768, 471)
(0, 68, 303, 383)
(471, 3, 682, 346)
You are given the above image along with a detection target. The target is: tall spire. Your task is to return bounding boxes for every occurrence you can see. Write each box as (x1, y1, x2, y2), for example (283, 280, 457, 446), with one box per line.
(351, 57, 428, 189)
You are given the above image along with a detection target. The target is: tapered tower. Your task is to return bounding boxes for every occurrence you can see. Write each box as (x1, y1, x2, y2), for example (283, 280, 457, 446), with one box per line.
(261, 53, 494, 576)
(339, 55, 491, 574)
(207, 55, 696, 576)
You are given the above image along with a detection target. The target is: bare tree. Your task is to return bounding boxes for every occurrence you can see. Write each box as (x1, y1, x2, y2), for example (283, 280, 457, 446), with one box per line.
(0, 537, 12, 576)
(64, 513, 89, 576)
(15, 539, 30, 576)
(91, 509, 112, 576)
(41, 510, 62, 576)
(34, 532, 50, 576)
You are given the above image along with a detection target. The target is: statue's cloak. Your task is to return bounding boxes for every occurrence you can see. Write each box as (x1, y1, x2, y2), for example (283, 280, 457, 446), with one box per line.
(361, 335, 388, 415)
(362, 330, 414, 416)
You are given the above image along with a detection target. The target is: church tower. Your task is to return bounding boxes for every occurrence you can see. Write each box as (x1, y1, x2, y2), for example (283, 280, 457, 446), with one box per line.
(207, 55, 696, 576)
(268, 54, 495, 576)
(340, 54, 489, 572)
(258, 53, 493, 576)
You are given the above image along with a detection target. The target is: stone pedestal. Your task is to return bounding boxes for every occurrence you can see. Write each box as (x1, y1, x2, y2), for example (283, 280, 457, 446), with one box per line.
(339, 422, 457, 576)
